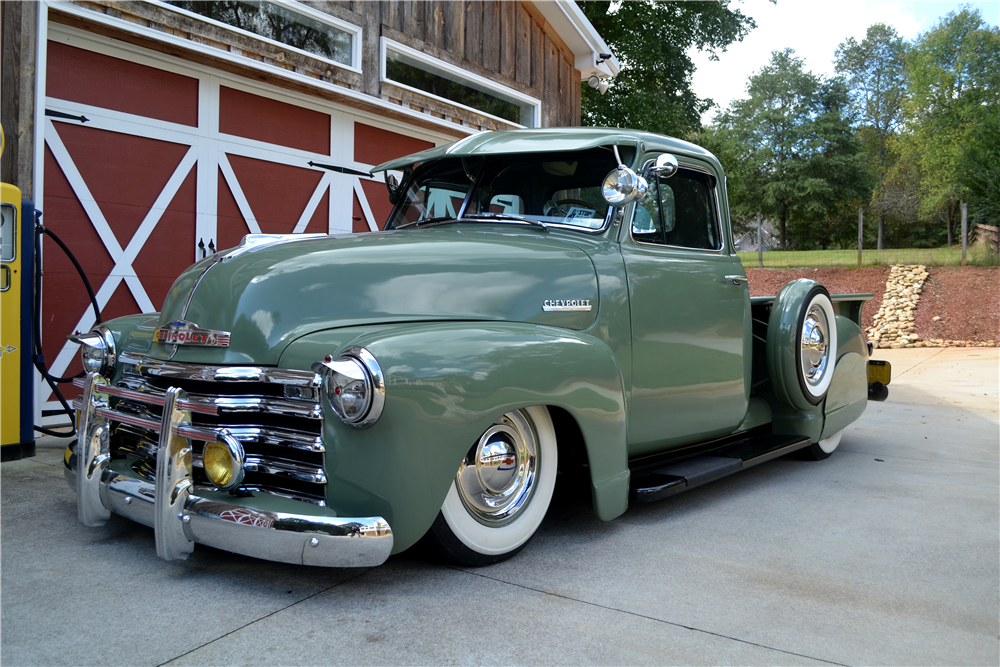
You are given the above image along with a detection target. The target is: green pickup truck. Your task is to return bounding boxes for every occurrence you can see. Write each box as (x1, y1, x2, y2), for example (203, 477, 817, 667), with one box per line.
(66, 128, 890, 567)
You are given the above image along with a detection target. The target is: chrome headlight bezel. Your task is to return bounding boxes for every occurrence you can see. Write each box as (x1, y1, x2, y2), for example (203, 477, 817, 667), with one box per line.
(313, 347, 385, 428)
(69, 326, 116, 377)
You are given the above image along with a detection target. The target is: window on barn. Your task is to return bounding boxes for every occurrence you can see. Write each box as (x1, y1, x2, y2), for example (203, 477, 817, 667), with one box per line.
(381, 39, 540, 127)
(164, 1, 360, 69)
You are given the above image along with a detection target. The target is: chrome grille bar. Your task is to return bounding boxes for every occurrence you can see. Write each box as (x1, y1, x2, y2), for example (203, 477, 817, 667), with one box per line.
(118, 351, 321, 387)
(116, 377, 323, 419)
(72, 377, 218, 415)
(72, 397, 218, 441)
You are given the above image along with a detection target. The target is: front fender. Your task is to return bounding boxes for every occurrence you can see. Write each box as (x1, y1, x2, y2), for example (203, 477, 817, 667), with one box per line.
(278, 322, 629, 553)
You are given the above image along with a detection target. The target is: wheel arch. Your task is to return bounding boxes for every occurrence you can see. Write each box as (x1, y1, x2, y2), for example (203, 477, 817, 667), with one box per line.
(278, 321, 630, 553)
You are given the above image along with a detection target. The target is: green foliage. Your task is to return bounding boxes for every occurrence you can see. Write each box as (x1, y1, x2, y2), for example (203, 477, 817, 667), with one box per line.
(834, 23, 907, 247)
(577, 0, 755, 136)
(901, 9, 1000, 225)
(707, 50, 869, 249)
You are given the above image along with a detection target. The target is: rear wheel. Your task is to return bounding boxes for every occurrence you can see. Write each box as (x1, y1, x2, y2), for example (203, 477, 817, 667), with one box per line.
(423, 406, 557, 566)
(767, 280, 838, 412)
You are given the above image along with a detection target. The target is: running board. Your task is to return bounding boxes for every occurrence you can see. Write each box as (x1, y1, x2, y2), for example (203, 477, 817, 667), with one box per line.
(630, 434, 812, 503)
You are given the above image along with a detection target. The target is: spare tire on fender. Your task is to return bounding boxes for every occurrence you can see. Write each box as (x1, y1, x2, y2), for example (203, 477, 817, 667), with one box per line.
(766, 279, 838, 412)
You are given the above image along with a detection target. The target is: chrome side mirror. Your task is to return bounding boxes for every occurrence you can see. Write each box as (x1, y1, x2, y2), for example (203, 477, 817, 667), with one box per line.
(385, 173, 400, 204)
(649, 153, 678, 178)
(601, 166, 648, 207)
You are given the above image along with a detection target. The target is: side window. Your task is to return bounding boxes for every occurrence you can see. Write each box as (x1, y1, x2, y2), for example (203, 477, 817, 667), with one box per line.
(632, 164, 720, 250)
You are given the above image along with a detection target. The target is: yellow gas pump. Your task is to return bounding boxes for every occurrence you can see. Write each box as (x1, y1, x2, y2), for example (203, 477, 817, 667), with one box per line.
(1, 126, 36, 461)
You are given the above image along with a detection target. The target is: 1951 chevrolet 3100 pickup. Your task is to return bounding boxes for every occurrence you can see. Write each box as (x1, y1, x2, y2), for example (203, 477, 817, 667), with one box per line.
(66, 128, 890, 567)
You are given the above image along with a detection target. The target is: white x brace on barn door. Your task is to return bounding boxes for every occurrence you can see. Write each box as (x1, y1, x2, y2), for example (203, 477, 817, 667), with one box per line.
(39, 27, 441, 415)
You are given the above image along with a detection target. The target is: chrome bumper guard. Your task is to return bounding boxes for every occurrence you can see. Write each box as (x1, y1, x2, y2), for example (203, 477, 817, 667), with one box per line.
(70, 373, 392, 567)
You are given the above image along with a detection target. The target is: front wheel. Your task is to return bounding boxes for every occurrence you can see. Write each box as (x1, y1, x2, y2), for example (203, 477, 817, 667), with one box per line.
(422, 406, 557, 566)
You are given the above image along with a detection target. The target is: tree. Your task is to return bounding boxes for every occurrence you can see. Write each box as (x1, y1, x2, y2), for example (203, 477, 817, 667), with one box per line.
(835, 24, 907, 248)
(901, 8, 1000, 244)
(578, 0, 756, 136)
(707, 50, 868, 249)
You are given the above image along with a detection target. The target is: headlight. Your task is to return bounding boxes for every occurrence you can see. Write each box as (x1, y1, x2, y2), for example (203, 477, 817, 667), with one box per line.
(203, 432, 245, 490)
(68, 326, 116, 376)
(313, 347, 385, 428)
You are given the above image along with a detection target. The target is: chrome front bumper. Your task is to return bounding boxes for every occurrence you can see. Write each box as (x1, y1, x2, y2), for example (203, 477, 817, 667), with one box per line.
(68, 373, 393, 567)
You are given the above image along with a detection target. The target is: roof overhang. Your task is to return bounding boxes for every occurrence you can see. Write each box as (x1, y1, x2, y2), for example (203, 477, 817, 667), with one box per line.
(531, 0, 619, 80)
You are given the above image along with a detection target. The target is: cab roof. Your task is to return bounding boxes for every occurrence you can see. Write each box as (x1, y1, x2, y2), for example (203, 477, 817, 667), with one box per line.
(370, 127, 719, 174)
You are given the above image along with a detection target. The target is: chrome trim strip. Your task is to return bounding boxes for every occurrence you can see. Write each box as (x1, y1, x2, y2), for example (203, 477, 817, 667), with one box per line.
(77, 373, 111, 527)
(154, 387, 195, 561)
(119, 351, 321, 387)
(181, 255, 222, 320)
(65, 459, 393, 567)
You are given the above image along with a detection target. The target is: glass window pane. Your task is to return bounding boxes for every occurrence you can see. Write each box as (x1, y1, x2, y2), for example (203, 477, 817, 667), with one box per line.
(386, 50, 535, 126)
(168, 1, 353, 66)
(658, 170, 719, 250)
(1, 204, 15, 262)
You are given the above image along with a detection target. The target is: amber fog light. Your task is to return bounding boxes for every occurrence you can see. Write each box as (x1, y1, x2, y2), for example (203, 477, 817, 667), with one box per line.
(203, 432, 245, 490)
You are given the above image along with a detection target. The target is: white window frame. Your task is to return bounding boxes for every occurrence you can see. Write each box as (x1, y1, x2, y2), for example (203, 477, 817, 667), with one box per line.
(150, 0, 362, 73)
(380, 38, 541, 129)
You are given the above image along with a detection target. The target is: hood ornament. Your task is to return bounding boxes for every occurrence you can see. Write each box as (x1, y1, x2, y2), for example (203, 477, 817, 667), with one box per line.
(154, 320, 231, 347)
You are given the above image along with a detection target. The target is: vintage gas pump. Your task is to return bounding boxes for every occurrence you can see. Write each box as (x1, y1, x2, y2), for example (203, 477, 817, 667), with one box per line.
(1, 129, 37, 461)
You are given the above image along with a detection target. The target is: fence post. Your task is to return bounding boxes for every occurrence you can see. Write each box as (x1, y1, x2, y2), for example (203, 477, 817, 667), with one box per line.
(756, 212, 762, 268)
(858, 208, 863, 266)
(961, 201, 968, 266)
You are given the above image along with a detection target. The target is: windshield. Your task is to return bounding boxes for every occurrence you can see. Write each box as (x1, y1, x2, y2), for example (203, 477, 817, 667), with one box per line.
(387, 148, 619, 231)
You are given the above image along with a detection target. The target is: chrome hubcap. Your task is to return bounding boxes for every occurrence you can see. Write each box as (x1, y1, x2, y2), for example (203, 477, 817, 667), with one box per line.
(457, 411, 537, 525)
(801, 305, 829, 386)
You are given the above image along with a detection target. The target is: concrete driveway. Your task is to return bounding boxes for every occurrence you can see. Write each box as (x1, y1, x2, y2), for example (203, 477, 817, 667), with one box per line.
(2, 348, 997, 666)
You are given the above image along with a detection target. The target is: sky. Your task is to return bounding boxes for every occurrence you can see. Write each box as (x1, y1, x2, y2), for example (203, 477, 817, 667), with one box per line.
(688, 0, 1000, 124)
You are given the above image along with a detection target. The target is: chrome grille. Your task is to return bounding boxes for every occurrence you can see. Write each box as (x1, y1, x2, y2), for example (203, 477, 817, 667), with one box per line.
(74, 352, 327, 505)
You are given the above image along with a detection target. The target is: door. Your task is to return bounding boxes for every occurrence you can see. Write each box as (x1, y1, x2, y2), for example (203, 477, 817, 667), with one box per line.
(622, 160, 749, 456)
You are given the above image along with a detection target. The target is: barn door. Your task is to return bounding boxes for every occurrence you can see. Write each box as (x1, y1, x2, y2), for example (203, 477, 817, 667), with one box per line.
(39, 34, 435, 415)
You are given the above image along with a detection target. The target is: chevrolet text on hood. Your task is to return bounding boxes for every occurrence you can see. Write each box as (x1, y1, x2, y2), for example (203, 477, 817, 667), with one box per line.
(66, 128, 888, 569)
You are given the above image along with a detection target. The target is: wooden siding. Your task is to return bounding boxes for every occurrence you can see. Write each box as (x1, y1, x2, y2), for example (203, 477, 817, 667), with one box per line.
(49, 1, 582, 133)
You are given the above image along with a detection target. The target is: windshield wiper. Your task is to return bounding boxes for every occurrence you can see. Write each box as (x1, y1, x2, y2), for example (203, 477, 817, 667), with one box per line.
(395, 216, 461, 229)
(463, 213, 548, 229)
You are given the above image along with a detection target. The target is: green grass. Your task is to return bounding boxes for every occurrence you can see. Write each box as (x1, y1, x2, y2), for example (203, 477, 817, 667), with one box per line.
(738, 245, 999, 268)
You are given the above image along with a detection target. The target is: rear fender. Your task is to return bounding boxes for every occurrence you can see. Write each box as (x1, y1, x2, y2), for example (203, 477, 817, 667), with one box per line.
(821, 315, 869, 439)
(279, 322, 629, 553)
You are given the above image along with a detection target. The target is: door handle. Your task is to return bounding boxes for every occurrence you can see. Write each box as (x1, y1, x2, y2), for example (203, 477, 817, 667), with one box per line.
(724, 275, 748, 285)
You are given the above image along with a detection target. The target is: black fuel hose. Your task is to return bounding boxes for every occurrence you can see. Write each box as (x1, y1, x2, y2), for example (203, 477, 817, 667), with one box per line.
(32, 213, 103, 437)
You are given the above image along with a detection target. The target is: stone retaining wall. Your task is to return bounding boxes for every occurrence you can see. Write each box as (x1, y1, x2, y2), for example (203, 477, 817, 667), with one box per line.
(868, 265, 997, 348)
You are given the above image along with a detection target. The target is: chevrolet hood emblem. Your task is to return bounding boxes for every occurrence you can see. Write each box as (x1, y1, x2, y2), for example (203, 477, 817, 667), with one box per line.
(154, 320, 231, 347)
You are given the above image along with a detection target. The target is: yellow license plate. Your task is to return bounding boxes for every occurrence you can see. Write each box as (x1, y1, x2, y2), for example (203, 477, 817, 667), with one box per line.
(868, 360, 891, 385)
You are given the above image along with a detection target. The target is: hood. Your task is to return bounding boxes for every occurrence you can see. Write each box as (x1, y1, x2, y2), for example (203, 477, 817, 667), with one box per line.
(152, 229, 599, 365)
